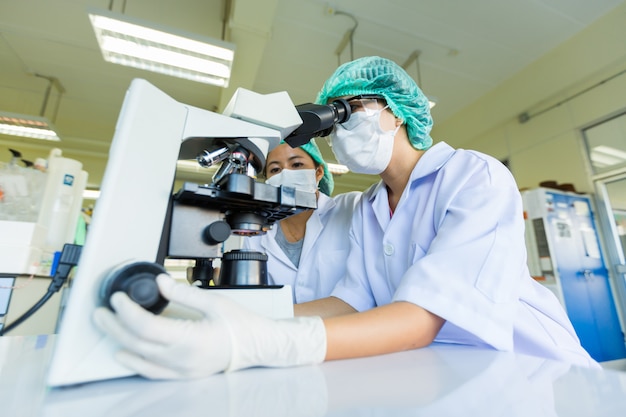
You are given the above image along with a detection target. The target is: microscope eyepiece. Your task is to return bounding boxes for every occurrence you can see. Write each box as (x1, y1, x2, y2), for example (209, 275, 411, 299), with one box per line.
(284, 99, 351, 148)
(328, 98, 351, 124)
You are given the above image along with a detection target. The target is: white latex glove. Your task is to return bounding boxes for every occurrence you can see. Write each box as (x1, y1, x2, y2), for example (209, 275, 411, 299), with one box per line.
(92, 274, 327, 379)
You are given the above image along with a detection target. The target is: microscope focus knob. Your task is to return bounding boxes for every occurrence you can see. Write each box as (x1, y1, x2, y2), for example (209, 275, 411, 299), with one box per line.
(203, 220, 231, 245)
(100, 261, 169, 314)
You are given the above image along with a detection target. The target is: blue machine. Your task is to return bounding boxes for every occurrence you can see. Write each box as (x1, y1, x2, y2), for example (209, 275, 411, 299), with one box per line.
(523, 188, 626, 362)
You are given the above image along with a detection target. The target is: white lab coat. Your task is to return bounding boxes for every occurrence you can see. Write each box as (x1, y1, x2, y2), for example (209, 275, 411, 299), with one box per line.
(243, 191, 361, 303)
(332, 142, 599, 368)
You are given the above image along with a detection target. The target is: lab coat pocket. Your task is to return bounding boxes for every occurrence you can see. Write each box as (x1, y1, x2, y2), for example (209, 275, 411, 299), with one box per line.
(473, 228, 517, 304)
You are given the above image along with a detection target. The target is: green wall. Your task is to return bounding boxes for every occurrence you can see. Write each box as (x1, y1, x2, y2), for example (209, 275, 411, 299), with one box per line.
(433, 3, 626, 193)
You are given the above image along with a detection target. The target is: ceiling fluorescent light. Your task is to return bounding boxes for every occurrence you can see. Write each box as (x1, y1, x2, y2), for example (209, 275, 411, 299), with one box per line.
(327, 163, 350, 175)
(88, 9, 235, 87)
(593, 145, 626, 161)
(83, 189, 101, 200)
(0, 111, 61, 141)
(590, 145, 626, 167)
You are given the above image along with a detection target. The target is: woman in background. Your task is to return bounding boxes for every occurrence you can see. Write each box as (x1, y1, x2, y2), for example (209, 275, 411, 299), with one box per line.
(242, 139, 361, 303)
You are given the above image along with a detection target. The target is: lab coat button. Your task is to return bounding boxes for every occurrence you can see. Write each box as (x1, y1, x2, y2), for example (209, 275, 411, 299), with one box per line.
(384, 244, 394, 256)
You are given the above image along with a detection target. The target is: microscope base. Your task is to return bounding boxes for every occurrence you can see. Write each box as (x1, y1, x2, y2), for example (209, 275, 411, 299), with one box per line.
(160, 285, 294, 321)
(201, 285, 294, 319)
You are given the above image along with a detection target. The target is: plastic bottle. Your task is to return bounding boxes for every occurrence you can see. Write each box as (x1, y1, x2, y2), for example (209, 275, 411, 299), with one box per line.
(37, 149, 88, 252)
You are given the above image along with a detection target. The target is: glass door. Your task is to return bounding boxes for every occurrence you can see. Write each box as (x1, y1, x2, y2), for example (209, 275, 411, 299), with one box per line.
(594, 175, 626, 320)
(583, 112, 626, 333)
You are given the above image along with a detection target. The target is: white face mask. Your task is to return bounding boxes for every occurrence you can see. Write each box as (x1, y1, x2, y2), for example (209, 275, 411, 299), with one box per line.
(265, 168, 318, 193)
(329, 107, 399, 175)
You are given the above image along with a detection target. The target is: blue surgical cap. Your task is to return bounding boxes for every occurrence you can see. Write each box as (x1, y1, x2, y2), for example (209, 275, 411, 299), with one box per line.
(276, 139, 334, 196)
(316, 56, 433, 150)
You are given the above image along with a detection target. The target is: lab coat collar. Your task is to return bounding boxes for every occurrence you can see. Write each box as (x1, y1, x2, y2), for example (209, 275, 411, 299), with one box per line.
(315, 192, 336, 218)
(408, 141, 456, 181)
(367, 141, 455, 203)
(257, 193, 333, 268)
(258, 226, 297, 271)
(299, 193, 338, 260)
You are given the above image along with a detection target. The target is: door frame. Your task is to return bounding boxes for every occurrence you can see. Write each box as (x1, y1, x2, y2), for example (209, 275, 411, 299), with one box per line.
(592, 173, 626, 333)
(581, 110, 626, 338)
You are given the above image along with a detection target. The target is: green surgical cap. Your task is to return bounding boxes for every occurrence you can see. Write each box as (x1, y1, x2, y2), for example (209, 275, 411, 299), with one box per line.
(277, 139, 334, 196)
(316, 56, 433, 150)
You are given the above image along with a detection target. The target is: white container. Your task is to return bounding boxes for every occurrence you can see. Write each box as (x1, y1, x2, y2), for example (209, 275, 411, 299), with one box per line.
(0, 220, 46, 247)
(36, 149, 87, 252)
(0, 220, 46, 274)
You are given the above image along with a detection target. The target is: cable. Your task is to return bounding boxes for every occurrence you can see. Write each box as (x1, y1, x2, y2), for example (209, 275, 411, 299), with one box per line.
(518, 67, 626, 123)
(0, 244, 82, 336)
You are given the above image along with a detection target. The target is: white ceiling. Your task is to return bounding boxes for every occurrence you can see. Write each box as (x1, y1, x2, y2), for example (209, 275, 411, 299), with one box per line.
(1, 0, 623, 191)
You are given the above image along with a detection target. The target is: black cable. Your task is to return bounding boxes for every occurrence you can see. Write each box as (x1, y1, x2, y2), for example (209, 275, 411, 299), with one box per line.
(0, 244, 82, 336)
(0, 292, 54, 335)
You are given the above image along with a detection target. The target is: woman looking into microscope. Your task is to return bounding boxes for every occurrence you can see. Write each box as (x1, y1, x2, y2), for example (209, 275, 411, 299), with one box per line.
(242, 139, 361, 303)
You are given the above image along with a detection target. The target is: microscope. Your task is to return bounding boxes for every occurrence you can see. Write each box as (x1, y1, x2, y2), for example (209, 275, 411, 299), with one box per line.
(159, 94, 351, 291)
(96, 83, 350, 314)
(47, 79, 350, 387)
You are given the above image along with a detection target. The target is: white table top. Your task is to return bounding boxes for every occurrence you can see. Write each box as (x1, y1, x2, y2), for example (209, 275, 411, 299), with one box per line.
(1, 334, 625, 416)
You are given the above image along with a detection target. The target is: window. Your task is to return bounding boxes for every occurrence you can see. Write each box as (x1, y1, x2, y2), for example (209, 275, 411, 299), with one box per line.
(583, 112, 626, 175)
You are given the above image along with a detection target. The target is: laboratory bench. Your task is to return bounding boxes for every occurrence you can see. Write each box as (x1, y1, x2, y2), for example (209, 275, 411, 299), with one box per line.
(1, 335, 625, 416)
